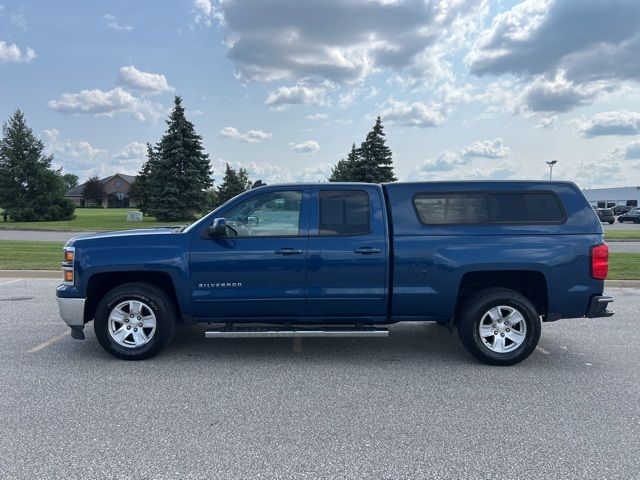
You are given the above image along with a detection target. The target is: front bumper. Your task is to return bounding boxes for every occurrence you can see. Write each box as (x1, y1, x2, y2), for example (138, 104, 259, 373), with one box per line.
(57, 297, 86, 326)
(586, 295, 614, 318)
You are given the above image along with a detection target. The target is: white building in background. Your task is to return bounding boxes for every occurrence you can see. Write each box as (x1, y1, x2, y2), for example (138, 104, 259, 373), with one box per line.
(581, 186, 640, 208)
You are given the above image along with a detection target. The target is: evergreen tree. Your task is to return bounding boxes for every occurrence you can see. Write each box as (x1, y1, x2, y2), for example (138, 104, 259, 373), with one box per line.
(329, 144, 358, 182)
(216, 163, 252, 205)
(0, 110, 75, 221)
(145, 97, 212, 221)
(82, 175, 105, 206)
(131, 143, 158, 214)
(352, 116, 396, 183)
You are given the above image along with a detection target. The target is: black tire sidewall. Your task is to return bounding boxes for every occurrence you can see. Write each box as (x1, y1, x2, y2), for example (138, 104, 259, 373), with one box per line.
(94, 285, 175, 360)
(459, 290, 541, 366)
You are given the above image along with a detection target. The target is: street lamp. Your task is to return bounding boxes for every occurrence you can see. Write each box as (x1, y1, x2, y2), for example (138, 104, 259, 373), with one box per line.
(545, 160, 557, 180)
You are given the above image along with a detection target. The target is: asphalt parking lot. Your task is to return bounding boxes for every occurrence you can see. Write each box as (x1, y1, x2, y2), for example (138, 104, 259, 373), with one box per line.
(1, 279, 639, 479)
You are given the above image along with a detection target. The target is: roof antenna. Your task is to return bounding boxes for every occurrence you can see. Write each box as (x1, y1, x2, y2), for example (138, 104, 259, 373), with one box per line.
(252, 180, 266, 188)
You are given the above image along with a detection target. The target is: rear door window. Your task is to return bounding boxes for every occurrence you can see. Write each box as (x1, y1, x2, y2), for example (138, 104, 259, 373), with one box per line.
(319, 190, 371, 236)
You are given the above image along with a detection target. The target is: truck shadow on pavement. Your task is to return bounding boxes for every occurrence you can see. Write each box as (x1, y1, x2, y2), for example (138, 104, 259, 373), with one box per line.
(161, 321, 478, 365)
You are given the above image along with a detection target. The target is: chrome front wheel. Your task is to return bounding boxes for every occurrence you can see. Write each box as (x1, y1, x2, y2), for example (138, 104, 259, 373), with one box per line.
(107, 300, 157, 348)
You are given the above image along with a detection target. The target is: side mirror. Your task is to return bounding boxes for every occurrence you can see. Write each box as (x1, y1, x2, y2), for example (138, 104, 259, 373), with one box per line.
(247, 216, 259, 227)
(207, 218, 227, 237)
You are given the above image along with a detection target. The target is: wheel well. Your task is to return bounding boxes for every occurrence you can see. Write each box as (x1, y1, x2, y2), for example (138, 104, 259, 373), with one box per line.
(84, 271, 181, 323)
(456, 270, 548, 319)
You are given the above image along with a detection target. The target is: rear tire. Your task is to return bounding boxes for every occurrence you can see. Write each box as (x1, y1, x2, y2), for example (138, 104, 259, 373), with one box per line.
(94, 282, 177, 360)
(609, 220, 615, 224)
(457, 288, 541, 366)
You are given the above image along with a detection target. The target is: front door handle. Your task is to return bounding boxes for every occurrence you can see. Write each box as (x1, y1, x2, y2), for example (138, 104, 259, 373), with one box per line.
(275, 248, 303, 255)
(354, 247, 381, 254)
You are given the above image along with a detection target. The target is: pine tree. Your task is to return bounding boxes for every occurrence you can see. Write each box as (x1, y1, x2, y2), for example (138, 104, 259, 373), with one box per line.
(352, 116, 396, 183)
(216, 164, 252, 205)
(145, 97, 213, 221)
(82, 175, 105, 206)
(329, 144, 358, 182)
(0, 110, 75, 221)
(131, 143, 158, 215)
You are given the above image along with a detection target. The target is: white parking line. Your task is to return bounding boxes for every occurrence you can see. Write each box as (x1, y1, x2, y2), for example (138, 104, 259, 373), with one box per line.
(28, 331, 69, 353)
(536, 345, 551, 355)
(0, 279, 22, 286)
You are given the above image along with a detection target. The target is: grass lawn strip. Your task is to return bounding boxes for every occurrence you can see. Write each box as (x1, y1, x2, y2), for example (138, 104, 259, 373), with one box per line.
(0, 208, 192, 232)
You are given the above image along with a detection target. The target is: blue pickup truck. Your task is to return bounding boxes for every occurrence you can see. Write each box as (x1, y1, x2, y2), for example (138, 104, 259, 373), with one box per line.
(57, 181, 613, 365)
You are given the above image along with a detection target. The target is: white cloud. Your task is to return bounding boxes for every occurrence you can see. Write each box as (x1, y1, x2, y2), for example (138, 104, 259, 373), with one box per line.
(218, 126, 272, 143)
(535, 115, 557, 129)
(192, 0, 222, 26)
(48, 87, 165, 122)
(118, 65, 173, 94)
(290, 140, 320, 154)
(466, 0, 640, 114)
(210, 158, 331, 184)
(306, 113, 328, 120)
(381, 98, 446, 128)
(573, 159, 623, 188)
(606, 140, 640, 161)
(265, 85, 327, 110)
(104, 14, 133, 31)
(460, 138, 510, 159)
(466, 0, 640, 79)
(0, 40, 35, 64)
(519, 74, 607, 113)
(412, 138, 512, 174)
(412, 158, 520, 181)
(209, 0, 487, 85)
(574, 111, 640, 137)
(115, 142, 147, 160)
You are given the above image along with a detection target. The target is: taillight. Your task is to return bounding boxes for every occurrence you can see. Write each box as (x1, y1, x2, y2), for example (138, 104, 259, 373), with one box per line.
(591, 243, 608, 280)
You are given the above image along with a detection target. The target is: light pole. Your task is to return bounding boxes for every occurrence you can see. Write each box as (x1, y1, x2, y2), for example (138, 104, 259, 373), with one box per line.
(545, 160, 557, 180)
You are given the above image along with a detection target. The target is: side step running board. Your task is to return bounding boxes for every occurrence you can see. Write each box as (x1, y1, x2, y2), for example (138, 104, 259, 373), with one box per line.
(205, 327, 389, 338)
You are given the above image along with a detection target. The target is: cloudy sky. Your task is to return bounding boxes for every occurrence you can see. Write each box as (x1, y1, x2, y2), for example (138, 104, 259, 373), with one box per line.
(2, 0, 640, 188)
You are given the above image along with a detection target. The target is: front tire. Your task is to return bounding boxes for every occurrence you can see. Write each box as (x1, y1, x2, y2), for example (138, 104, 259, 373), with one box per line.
(457, 288, 541, 366)
(609, 220, 615, 224)
(94, 282, 177, 360)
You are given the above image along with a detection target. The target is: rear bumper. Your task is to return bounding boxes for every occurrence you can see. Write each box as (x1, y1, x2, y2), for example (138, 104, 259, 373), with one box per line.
(586, 295, 614, 318)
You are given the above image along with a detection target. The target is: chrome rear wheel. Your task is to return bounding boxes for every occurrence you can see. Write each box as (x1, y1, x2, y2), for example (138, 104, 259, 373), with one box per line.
(478, 305, 527, 353)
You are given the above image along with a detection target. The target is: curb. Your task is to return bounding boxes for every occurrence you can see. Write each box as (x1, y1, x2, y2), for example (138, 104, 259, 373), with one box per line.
(605, 280, 640, 287)
(0, 270, 60, 278)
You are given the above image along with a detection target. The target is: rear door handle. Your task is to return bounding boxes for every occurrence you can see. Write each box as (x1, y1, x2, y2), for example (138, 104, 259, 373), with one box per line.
(275, 248, 303, 255)
(354, 247, 381, 254)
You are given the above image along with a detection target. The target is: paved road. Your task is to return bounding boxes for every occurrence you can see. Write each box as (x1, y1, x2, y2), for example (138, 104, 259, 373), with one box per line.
(0, 279, 638, 479)
(609, 241, 640, 252)
(0, 229, 95, 242)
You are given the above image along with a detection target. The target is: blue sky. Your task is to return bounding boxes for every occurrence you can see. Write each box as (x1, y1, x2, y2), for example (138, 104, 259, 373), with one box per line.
(2, 0, 640, 187)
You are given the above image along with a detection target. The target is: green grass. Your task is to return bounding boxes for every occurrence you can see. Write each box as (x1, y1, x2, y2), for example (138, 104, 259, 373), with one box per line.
(608, 253, 640, 280)
(604, 229, 640, 240)
(0, 208, 191, 231)
(0, 240, 64, 270)
(1, 240, 639, 280)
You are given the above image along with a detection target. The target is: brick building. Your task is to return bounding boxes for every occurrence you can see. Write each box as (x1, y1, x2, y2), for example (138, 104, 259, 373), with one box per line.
(65, 173, 137, 208)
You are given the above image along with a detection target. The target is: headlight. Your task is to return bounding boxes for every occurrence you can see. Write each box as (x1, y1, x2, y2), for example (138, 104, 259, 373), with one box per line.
(63, 247, 75, 263)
